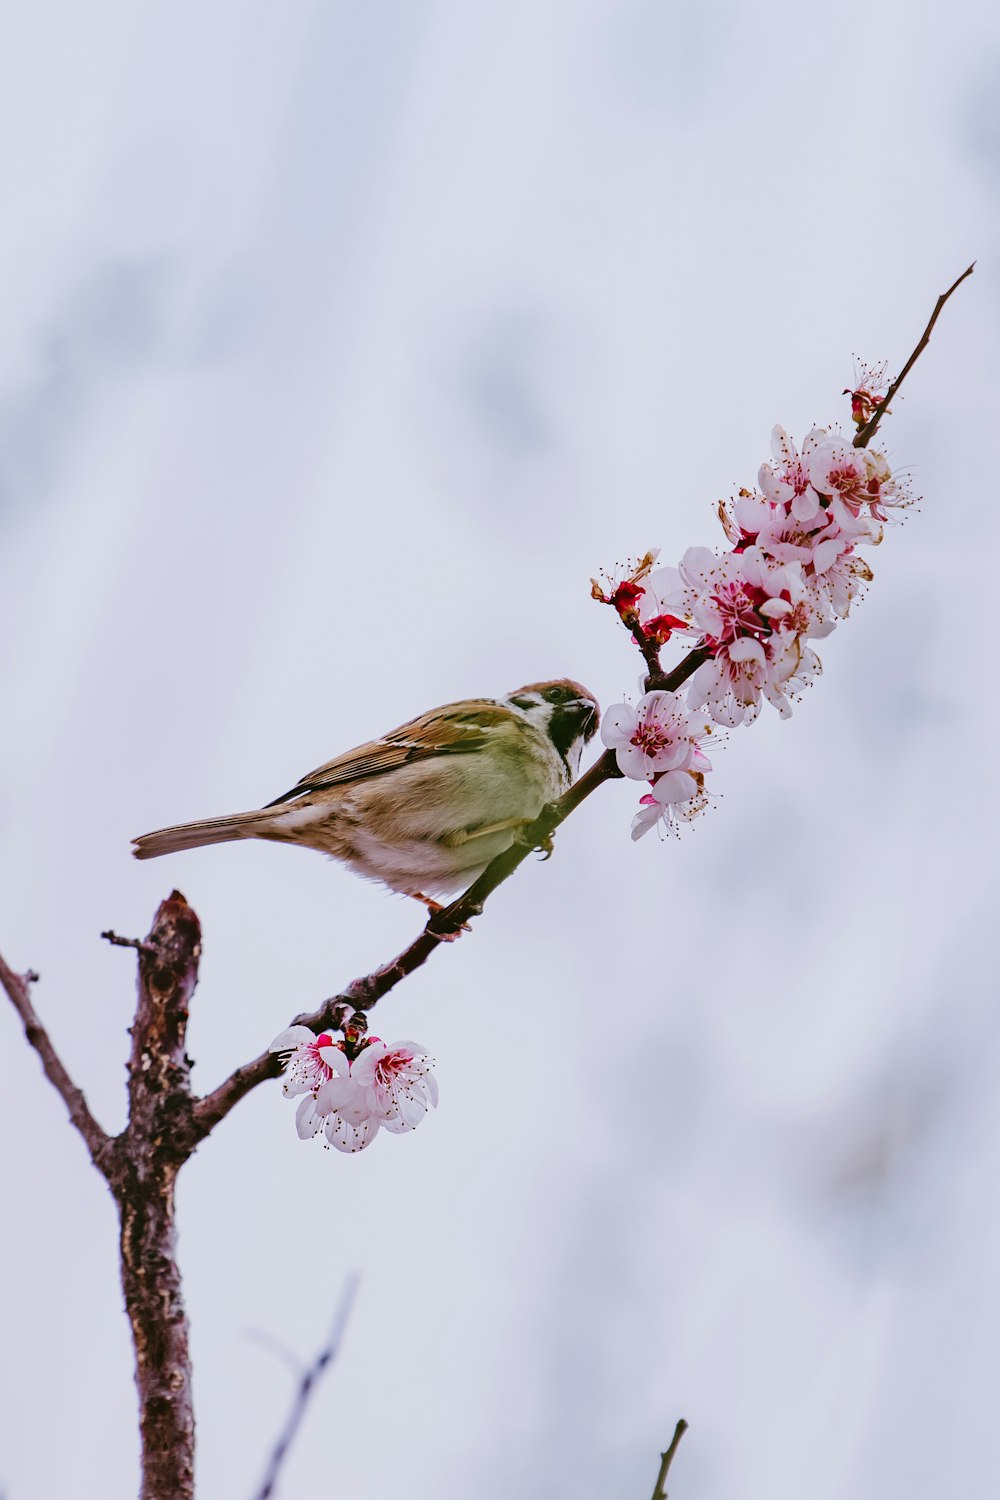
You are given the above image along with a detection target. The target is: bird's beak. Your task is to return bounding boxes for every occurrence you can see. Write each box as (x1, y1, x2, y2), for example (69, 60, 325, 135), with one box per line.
(578, 700, 600, 741)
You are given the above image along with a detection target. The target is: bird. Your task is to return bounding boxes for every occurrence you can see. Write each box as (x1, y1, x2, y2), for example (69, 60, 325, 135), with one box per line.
(132, 679, 600, 905)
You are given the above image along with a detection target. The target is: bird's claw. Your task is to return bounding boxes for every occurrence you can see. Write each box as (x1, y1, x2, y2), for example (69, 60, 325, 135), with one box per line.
(416, 894, 471, 939)
(535, 831, 555, 860)
(513, 810, 557, 859)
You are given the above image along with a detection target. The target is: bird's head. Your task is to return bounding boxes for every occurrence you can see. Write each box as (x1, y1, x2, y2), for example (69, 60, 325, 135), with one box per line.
(506, 679, 601, 775)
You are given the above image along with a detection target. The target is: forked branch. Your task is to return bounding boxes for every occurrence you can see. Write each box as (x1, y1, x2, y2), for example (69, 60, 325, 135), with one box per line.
(0, 951, 112, 1171)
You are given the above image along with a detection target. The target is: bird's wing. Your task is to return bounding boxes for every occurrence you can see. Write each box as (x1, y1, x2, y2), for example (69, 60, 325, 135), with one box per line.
(263, 700, 512, 806)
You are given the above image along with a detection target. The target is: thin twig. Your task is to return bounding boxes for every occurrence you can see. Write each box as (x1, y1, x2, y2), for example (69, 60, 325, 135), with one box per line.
(251, 1273, 360, 1500)
(853, 263, 974, 450)
(0, 950, 112, 1172)
(192, 647, 708, 1137)
(650, 1420, 688, 1500)
(101, 929, 159, 957)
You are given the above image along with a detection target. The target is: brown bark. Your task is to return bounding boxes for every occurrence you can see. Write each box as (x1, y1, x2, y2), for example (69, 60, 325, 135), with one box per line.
(0, 953, 111, 1169)
(105, 891, 203, 1500)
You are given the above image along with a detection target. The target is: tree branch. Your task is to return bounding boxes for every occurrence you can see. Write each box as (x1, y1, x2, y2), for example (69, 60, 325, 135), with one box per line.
(191, 647, 709, 1139)
(853, 262, 974, 450)
(102, 928, 159, 957)
(0, 950, 112, 1172)
(642, 645, 706, 695)
(629, 619, 666, 687)
(649, 1419, 688, 1500)
(251, 1273, 360, 1500)
(111, 891, 203, 1500)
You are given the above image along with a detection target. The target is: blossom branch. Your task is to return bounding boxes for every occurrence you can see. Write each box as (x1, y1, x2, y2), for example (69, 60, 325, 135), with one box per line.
(640, 643, 707, 695)
(630, 619, 667, 687)
(649, 1419, 688, 1500)
(597, 267, 977, 840)
(0, 949, 112, 1171)
(191, 647, 709, 1138)
(251, 1273, 360, 1500)
(853, 262, 974, 449)
(591, 546, 703, 694)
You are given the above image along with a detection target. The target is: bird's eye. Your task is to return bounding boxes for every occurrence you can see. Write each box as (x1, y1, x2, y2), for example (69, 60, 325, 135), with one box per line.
(544, 686, 568, 704)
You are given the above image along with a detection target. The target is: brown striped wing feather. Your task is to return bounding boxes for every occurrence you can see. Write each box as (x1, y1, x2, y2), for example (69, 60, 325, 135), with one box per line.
(264, 700, 513, 806)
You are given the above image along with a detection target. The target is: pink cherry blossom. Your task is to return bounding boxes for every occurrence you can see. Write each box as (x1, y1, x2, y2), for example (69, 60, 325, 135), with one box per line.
(648, 545, 814, 656)
(599, 695, 715, 838)
(808, 435, 871, 514)
(728, 489, 797, 554)
(314, 1065, 383, 1153)
(642, 546, 725, 632)
(748, 551, 836, 642)
(760, 629, 823, 719)
(688, 635, 769, 726)
(758, 426, 825, 523)
(269, 1025, 342, 1098)
(590, 549, 660, 619)
(808, 549, 873, 620)
(271, 1026, 437, 1153)
(630, 760, 712, 840)
(696, 568, 771, 646)
(688, 605, 826, 725)
(601, 690, 710, 780)
(730, 478, 877, 582)
(858, 448, 914, 521)
(350, 1040, 440, 1135)
(844, 359, 888, 427)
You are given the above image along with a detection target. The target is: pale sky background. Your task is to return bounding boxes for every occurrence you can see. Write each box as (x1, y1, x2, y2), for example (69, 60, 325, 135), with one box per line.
(2, 2, 999, 1497)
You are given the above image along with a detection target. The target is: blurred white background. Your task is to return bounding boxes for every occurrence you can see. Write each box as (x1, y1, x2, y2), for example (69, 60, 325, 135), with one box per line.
(2, 2, 999, 1496)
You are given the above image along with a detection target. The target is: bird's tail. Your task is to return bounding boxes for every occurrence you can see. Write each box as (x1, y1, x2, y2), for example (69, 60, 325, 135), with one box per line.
(132, 809, 270, 861)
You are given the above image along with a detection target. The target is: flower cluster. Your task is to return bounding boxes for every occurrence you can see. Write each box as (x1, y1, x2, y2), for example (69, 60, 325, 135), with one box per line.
(602, 692, 714, 839)
(270, 1026, 438, 1153)
(596, 377, 914, 835)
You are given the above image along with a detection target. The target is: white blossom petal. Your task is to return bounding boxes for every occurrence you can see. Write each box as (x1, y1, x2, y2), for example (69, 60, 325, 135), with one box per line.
(270, 1026, 316, 1053)
(728, 636, 766, 664)
(325, 1113, 380, 1153)
(295, 1095, 325, 1140)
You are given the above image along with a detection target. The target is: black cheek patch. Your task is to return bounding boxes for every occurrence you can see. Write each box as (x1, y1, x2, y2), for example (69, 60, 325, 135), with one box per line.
(548, 703, 595, 762)
(509, 695, 537, 711)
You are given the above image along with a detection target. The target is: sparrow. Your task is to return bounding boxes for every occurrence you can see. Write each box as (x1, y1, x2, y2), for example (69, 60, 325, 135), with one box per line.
(132, 679, 600, 904)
